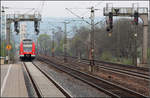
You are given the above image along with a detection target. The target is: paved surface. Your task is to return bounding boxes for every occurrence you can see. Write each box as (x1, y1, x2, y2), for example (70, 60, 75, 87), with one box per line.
(25, 62, 65, 97)
(1, 64, 28, 97)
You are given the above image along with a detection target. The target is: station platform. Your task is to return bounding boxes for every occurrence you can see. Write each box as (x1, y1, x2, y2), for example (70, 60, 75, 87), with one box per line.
(1, 62, 66, 97)
(1, 63, 28, 97)
(25, 62, 65, 97)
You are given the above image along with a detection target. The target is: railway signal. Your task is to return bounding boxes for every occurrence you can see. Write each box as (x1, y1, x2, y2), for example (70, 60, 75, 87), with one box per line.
(104, 3, 148, 64)
(134, 12, 139, 25)
(106, 12, 113, 36)
(14, 21, 20, 34)
(109, 12, 113, 29)
(34, 20, 40, 35)
(5, 10, 41, 64)
(106, 26, 112, 36)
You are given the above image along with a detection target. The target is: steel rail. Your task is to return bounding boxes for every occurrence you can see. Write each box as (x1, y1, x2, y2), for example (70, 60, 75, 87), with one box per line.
(32, 62, 72, 98)
(23, 62, 43, 97)
(60, 55, 150, 79)
(37, 57, 148, 98)
(58, 55, 149, 71)
(70, 58, 150, 81)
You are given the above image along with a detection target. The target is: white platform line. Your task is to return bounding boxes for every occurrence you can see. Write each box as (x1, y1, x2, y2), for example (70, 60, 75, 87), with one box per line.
(1, 64, 12, 96)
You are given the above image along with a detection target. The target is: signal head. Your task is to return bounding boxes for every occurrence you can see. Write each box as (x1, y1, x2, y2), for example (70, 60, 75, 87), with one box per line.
(134, 12, 139, 25)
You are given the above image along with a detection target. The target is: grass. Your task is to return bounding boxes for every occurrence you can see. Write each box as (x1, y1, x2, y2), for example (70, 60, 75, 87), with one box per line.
(100, 51, 133, 65)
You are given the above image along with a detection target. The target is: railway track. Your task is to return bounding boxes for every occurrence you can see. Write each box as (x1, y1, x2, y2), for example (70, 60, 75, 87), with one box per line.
(37, 56, 148, 98)
(53, 55, 150, 96)
(23, 62, 71, 97)
(59, 55, 149, 71)
(23, 62, 42, 97)
(71, 58, 150, 81)
(56, 55, 150, 81)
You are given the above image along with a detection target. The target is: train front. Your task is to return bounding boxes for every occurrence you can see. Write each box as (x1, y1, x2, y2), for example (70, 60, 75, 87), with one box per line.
(19, 39, 36, 60)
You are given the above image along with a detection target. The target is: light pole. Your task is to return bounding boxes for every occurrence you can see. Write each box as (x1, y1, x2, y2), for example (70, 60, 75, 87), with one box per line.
(66, 7, 101, 72)
(1, 6, 5, 57)
(89, 6, 95, 68)
(63, 22, 70, 63)
(52, 29, 55, 57)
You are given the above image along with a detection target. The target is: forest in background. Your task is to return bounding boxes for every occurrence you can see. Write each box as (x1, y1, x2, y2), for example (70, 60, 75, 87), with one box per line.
(37, 18, 150, 65)
(1, 18, 149, 64)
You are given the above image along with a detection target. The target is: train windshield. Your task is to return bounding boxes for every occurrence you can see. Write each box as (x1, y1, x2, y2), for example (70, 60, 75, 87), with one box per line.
(23, 39, 33, 52)
(23, 47, 32, 52)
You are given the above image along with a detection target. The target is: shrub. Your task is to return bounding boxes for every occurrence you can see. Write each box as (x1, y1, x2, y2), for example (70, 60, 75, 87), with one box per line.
(100, 51, 113, 61)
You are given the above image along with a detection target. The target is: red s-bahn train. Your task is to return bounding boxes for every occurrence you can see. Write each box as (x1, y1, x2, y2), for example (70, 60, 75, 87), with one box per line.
(19, 39, 36, 60)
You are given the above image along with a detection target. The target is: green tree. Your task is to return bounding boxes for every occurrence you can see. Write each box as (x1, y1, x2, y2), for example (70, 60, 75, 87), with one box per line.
(0, 40, 7, 57)
(38, 33, 51, 55)
(55, 39, 64, 55)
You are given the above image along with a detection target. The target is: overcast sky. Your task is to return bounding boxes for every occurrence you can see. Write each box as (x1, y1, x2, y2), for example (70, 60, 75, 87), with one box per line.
(1, 1, 149, 18)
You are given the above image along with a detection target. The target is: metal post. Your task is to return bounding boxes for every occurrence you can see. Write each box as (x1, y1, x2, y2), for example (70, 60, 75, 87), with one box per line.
(1, 6, 6, 57)
(133, 24, 138, 66)
(117, 20, 120, 61)
(89, 6, 95, 72)
(6, 20, 11, 63)
(142, 24, 148, 64)
(140, 15, 148, 64)
(37, 37, 38, 55)
(52, 29, 55, 57)
(64, 22, 67, 62)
